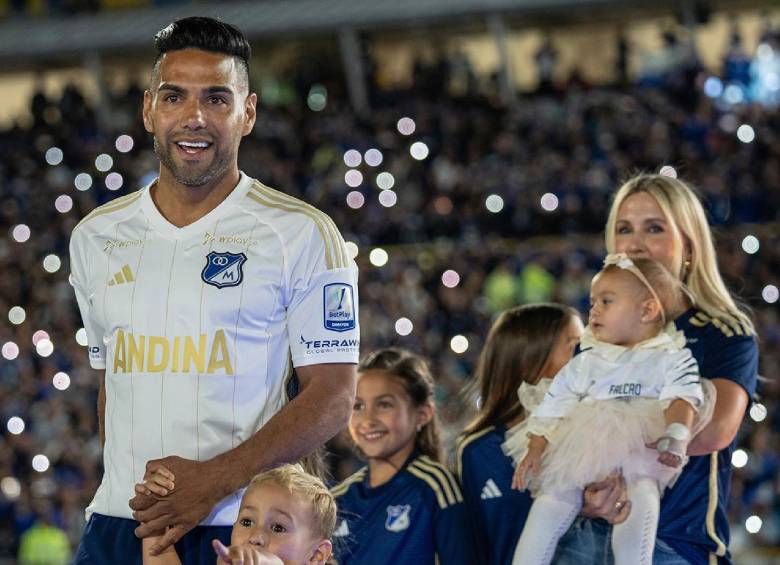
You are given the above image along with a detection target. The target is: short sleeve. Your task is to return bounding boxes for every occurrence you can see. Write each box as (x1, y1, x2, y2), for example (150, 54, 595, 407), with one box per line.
(69, 229, 107, 369)
(698, 331, 758, 397)
(286, 219, 360, 367)
(659, 348, 703, 407)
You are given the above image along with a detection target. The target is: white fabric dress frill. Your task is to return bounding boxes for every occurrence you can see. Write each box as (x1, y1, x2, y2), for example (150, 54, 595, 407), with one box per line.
(502, 325, 715, 497)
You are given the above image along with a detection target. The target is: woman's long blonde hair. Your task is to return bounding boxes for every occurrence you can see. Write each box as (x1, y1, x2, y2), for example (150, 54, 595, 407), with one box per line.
(605, 174, 754, 335)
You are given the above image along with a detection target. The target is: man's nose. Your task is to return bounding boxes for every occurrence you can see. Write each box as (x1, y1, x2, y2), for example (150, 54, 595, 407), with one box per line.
(181, 99, 206, 129)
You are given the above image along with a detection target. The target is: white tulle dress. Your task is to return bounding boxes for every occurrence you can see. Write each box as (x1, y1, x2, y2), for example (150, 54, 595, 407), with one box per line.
(502, 325, 716, 495)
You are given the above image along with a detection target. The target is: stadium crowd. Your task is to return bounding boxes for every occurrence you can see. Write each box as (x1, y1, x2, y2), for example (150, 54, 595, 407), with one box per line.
(0, 25, 778, 562)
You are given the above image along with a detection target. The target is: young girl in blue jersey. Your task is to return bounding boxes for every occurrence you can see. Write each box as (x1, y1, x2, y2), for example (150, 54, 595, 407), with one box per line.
(455, 303, 587, 565)
(331, 348, 477, 565)
(139, 464, 336, 565)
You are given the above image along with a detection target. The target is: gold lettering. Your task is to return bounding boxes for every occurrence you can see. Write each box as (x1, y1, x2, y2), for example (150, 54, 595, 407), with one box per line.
(207, 329, 234, 375)
(183, 334, 207, 373)
(113, 329, 127, 373)
(148, 336, 170, 373)
(128, 334, 145, 372)
(172, 336, 181, 373)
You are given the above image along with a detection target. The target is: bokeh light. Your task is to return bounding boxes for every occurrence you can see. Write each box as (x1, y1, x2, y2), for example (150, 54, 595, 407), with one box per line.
(45, 147, 63, 165)
(32, 455, 50, 473)
(364, 149, 383, 167)
(346, 191, 365, 209)
(53, 372, 71, 391)
(731, 449, 748, 468)
(0, 477, 21, 500)
(441, 269, 460, 288)
(745, 516, 762, 534)
(307, 85, 327, 111)
(74, 172, 93, 191)
(450, 335, 469, 354)
(410, 142, 429, 160)
(55, 195, 73, 213)
(43, 254, 61, 273)
(345, 242, 359, 260)
(737, 124, 756, 144)
(1, 342, 19, 360)
(741, 235, 759, 254)
(540, 193, 559, 212)
(7, 417, 25, 435)
(75, 328, 88, 346)
(343, 150, 362, 168)
(762, 285, 779, 304)
(703, 77, 723, 98)
(115, 134, 134, 153)
(95, 153, 114, 172)
(345, 169, 364, 188)
(12, 224, 31, 243)
(32, 330, 50, 346)
(105, 172, 124, 191)
(376, 172, 395, 190)
(485, 194, 504, 213)
(749, 403, 767, 422)
(395, 317, 413, 336)
(378, 190, 397, 207)
(35, 339, 54, 357)
(8, 306, 26, 325)
(369, 248, 389, 267)
(397, 117, 416, 135)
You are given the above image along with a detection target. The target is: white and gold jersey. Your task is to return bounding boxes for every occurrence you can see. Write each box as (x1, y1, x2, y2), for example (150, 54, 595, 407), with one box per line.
(69, 173, 360, 524)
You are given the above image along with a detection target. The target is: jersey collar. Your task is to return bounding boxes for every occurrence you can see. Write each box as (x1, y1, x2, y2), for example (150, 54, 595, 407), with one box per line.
(140, 171, 253, 239)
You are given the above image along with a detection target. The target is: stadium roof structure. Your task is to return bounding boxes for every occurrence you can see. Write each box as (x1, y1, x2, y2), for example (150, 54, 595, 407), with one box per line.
(0, 0, 761, 63)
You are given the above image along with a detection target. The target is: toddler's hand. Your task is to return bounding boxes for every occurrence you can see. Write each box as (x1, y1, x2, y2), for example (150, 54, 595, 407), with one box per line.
(135, 465, 175, 497)
(512, 452, 540, 491)
(213, 539, 284, 565)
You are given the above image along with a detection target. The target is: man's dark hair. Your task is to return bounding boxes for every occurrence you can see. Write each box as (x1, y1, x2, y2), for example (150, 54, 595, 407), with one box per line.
(151, 16, 251, 87)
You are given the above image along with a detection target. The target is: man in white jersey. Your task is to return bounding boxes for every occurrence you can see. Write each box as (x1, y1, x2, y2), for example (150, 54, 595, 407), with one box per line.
(70, 17, 359, 563)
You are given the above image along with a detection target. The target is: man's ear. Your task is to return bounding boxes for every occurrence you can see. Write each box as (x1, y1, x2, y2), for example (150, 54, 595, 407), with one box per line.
(242, 92, 257, 137)
(308, 538, 333, 564)
(640, 297, 663, 324)
(142, 90, 154, 134)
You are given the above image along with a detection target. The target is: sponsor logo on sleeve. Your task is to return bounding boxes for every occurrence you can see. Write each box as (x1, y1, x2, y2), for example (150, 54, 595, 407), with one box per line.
(323, 283, 356, 332)
(299, 335, 359, 356)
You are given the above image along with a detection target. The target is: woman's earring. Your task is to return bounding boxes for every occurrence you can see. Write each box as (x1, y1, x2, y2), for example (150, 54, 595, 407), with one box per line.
(683, 259, 691, 278)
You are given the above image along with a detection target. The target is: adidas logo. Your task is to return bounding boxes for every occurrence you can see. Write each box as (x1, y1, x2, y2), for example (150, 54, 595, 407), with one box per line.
(333, 519, 349, 537)
(108, 264, 135, 287)
(480, 478, 502, 500)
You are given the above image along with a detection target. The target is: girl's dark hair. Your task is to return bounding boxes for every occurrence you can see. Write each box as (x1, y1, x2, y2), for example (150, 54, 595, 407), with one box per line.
(464, 303, 579, 434)
(358, 348, 443, 463)
(152, 17, 251, 85)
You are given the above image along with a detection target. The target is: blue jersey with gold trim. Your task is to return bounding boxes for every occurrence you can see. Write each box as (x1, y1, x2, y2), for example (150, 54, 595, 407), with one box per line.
(658, 309, 758, 564)
(456, 425, 533, 565)
(331, 452, 477, 565)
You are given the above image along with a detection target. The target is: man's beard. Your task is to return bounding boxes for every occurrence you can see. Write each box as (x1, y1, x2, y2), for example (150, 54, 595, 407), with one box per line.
(154, 137, 230, 188)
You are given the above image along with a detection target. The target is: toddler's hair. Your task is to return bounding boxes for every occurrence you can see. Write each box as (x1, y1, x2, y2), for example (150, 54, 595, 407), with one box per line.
(602, 257, 684, 319)
(248, 464, 337, 540)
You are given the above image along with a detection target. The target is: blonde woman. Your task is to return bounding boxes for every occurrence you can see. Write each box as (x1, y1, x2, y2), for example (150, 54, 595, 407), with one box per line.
(554, 174, 758, 565)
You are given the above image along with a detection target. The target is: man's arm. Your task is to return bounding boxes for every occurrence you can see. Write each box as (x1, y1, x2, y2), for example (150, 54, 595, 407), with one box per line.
(132, 362, 356, 554)
(98, 370, 106, 448)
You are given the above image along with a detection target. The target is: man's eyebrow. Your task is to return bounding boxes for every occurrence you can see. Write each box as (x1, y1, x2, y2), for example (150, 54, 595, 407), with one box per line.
(156, 84, 235, 96)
